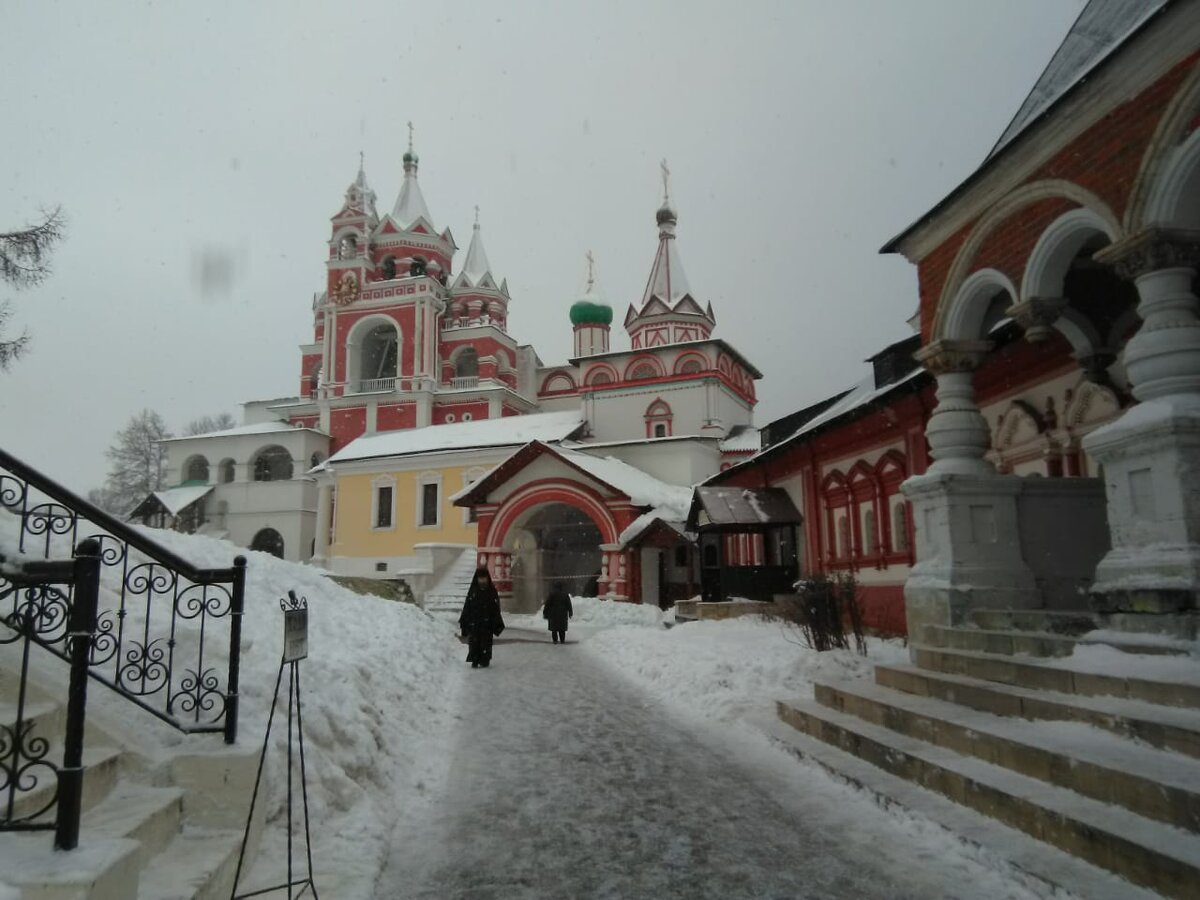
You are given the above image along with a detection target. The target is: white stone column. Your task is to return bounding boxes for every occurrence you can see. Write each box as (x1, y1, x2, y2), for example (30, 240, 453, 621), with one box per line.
(902, 340, 1039, 643)
(313, 483, 334, 567)
(1085, 228, 1200, 612)
(916, 339, 995, 476)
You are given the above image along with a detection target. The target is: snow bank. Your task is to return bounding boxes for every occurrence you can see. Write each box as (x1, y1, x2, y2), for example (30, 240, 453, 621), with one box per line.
(0, 511, 460, 898)
(581, 617, 908, 722)
(506, 595, 673, 632)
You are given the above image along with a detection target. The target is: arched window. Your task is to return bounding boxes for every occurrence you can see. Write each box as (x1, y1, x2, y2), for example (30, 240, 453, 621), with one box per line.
(309, 451, 326, 470)
(253, 446, 293, 482)
(338, 234, 358, 259)
(410, 256, 427, 277)
(250, 527, 285, 558)
(837, 515, 851, 560)
(360, 324, 399, 382)
(183, 455, 209, 483)
(308, 360, 322, 397)
(479, 302, 490, 321)
(644, 398, 673, 438)
(590, 371, 613, 386)
(629, 363, 657, 381)
(381, 256, 396, 280)
(218, 458, 236, 483)
(893, 503, 910, 552)
(863, 508, 877, 555)
(454, 347, 479, 379)
(679, 359, 703, 374)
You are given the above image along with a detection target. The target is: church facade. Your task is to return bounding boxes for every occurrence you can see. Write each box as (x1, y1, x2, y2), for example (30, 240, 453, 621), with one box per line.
(150, 148, 763, 608)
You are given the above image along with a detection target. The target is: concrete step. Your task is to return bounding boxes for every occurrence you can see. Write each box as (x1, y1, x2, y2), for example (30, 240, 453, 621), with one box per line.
(137, 828, 244, 900)
(751, 710, 1160, 900)
(876, 663, 1200, 759)
(912, 643, 1200, 709)
(968, 609, 1098, 635)
(926, 624, 1191, 658)
(813, 678, 1200, 832)
(11, 743, 123, 825)
(0, 833, 140, 900)
(82, 783, 185, 872)
(776, 697, 1200, 898)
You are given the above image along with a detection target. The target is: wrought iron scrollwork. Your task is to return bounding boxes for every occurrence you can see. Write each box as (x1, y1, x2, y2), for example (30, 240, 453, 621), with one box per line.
(0, 445, 246, 745)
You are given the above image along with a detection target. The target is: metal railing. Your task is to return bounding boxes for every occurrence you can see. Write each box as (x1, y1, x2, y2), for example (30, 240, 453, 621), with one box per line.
(0, 542, 100, 849)
(352, 377, 397, 393)
(0, 447, 245, 747)
(449, 376, 480, 390)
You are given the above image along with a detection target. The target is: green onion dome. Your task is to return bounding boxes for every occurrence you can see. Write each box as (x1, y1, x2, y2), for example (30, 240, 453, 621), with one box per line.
(570, 300, 613, 326)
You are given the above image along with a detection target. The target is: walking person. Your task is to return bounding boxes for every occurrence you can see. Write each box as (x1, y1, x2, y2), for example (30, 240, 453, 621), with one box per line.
(543, 581, 573, 644)
(459, 566, 505, 668)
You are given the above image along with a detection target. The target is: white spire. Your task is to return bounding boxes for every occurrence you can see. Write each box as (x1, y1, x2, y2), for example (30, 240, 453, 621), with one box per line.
(458, 207, 495, 287)
(638, 205, 692, 309)
(390, 127, 435, 229)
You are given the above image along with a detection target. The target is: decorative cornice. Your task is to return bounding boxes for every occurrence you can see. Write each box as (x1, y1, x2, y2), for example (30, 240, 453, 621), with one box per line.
(913, 339, 993, 375)
(1093, 227, 1200, 280)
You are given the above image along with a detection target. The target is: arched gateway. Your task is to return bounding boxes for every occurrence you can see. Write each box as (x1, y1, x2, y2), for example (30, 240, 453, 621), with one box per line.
(454, 442, 659, 609)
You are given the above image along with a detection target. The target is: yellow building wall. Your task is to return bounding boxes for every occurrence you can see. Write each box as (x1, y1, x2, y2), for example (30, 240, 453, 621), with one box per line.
(331, 463, 480, 558)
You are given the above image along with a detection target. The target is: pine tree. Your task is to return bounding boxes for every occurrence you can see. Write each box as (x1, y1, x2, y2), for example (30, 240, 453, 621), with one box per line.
(0, 207, 65, 371)
(98, 409, 174, 515)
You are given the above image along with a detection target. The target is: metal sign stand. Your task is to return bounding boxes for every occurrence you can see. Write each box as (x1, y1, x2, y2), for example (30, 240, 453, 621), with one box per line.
(231, 591, 319, 899)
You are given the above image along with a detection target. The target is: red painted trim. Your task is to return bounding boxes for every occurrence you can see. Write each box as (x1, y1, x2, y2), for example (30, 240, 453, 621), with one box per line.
(486, 479, 620, 546)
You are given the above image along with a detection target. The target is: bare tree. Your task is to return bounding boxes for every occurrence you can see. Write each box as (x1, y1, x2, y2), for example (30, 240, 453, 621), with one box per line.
(1, 207, 66, 371)
(96, 409, 174, 515)
(182, 412, 237, 436)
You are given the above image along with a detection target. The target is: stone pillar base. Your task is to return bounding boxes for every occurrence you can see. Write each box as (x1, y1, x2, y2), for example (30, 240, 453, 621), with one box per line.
(902, 472, 1039, 644)
(1084, 398, 1200, 612)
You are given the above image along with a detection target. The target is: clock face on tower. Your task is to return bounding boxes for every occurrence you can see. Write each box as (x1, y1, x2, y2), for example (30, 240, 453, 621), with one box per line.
(332, 272, 359, 306)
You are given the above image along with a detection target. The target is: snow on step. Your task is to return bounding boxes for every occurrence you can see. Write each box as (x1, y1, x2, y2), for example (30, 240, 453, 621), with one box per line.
(137, 828, 244, 900)
(752, 710, 1163, 900)
(420, 547, 476, 618)
(777, 695, 1200, 898)
(83, 782, 185, 871)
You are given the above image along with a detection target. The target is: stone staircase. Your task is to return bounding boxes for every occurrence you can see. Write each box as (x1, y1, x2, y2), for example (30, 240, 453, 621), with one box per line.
(771, 609, 1200, 899)
(421, 547, 477, 621)
(0, 660, 265, 899)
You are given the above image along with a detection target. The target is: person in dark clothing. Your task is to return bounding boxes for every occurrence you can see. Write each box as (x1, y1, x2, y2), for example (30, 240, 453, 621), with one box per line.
(543, 581, 573, 644)
(458, 567, 505, 668)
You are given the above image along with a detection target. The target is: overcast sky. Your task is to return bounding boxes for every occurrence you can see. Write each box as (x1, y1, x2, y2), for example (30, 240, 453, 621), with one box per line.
(1, 0, 1084, 493)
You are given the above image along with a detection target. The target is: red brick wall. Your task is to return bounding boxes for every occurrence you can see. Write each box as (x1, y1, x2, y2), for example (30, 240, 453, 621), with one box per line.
(376, 402, 416, 432)
(329, 407, 367, 453)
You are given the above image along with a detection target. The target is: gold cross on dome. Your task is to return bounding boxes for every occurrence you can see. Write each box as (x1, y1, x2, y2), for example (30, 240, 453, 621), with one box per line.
(660, 158, 671, 205)
(474, 205, 480, 227)
(585, 250, 595, 290)
(407, 121, 414, 154)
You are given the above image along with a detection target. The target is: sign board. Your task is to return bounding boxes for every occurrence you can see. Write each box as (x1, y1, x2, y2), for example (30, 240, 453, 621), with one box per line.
(283, 606, 308, 663)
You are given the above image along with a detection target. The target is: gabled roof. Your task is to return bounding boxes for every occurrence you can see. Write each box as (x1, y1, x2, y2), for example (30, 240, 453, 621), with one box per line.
(988, 0, 1169, 162)
(881, 0, 1172, 255)
(129, 484, 213, 519)
(329, 411, 585, 464)
(162, 421, 327, 442)
(452, 440, 692, 514)
(686, 486, 803, 532)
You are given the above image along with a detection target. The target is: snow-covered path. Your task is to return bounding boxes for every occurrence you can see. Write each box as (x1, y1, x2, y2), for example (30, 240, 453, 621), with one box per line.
(375, 627, 1046, 900)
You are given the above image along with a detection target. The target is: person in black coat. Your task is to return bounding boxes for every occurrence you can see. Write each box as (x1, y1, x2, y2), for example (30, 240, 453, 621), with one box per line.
(543, 581, 573, 644)
(458, 566, 505, 668)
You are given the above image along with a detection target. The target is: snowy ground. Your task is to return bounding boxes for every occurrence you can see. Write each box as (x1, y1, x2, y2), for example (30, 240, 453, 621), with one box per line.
(2, 519, 1077, 897)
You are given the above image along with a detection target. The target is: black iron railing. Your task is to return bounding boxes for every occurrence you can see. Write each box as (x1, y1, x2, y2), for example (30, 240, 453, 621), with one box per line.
(0, 540, 100, 849)
(0, 447, 245, 746)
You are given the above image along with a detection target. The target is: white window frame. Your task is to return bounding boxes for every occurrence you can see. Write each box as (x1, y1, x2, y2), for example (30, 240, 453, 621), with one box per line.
(416, 471, 443, 529)
(371, 475, 396, 531)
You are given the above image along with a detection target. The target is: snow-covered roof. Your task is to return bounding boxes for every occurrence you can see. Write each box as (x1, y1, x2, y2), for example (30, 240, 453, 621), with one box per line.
(719, 426, 761, 454)
(391, 159, 435, 230)
(553, 447, 693, 513)
(618, 508, 687, 547)
(329, 411, 585, 464)
(637, 210, 693, 310)
(163, 421, 324, 442)
(149, 484, 213, 517)
(988, 0, 1168, 161)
